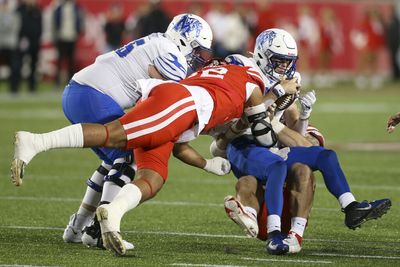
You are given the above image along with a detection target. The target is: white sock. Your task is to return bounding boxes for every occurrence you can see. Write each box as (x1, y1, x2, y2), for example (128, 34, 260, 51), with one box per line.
(34, 124, 84, 153)
(101, 182, 123, 203)
(78, 165, 109, 216)
(290, 217, 307, 237)
(339, 192, 356, 209)
(267, 214, 281, 233)
(244, 206, 257, 219)
(105, 183, 142, 232)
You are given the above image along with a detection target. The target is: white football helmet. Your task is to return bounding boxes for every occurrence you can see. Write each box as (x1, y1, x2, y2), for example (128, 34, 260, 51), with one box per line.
(165, 13, 213, 71)
(253, 28, 298, 79)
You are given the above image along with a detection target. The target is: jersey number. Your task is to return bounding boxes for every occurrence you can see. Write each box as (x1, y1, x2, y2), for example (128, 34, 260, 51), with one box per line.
(115, 38, 145, 58)
(200, 67, 228, 79)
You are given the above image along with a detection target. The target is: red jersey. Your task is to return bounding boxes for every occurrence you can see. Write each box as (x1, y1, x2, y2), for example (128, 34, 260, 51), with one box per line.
(181, 64, 265, 132)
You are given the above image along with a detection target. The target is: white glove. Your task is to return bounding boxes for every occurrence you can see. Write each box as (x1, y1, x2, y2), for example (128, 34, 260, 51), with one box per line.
(203, 157, 231, 175)
(269, 147, 291, 160)
(299, 90, 316, 120)
(210, 139, 227, 158)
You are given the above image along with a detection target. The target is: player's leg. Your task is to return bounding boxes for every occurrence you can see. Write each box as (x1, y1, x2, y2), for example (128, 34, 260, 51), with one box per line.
(287, 146, 391, 229)
(97, 142, 174, 256)
(11, 83, 197, 185)
(59, 82, 126, 242)
(224, 175, 261, 238)
(226, 136, 289, 255)
(81, 156, 136, 248)
(282, 163, 315, 253)
(63, 161, 111, 243)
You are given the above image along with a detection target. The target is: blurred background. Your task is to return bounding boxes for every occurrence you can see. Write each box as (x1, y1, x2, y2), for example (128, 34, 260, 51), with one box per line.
(0, 0, 400, 94)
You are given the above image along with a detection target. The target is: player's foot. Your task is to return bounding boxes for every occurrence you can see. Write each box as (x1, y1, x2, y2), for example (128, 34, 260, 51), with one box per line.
(266, 231, 289, 255)
(224, 195, 258, 238)
(11, 131, 38, 186)
(82, 217, 134, 251)
(344, 199, 392, 230)
(96, 204, 126, 256)
(283, 231, 302, 253)
(62, 213, 88, 243)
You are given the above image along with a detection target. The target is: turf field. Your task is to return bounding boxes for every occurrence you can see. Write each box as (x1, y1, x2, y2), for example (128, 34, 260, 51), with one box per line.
(0, 81, 399, 266)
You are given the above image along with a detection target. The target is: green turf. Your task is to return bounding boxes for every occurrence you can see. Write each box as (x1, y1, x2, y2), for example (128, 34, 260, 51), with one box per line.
(0, 81, 399, 266)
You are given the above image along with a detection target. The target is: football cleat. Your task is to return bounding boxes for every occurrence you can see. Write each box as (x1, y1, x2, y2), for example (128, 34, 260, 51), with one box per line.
(343, 199, 392, 230)
(224, 195, 259, 238)
(96, 205, 126, 256)
(82, 217, 134, 251)
(266, 231, 289, 255)
(63, 213, 90, 243)
(283, 231, 302, 253)
(11, 131, 38, 186)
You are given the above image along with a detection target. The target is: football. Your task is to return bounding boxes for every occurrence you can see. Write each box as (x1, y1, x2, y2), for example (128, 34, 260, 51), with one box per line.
(274, 93, 297, 111)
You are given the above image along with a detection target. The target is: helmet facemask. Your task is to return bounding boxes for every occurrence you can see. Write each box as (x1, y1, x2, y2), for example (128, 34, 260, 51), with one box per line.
(185, 40, 213, 72)
(266, 52, 297, 80)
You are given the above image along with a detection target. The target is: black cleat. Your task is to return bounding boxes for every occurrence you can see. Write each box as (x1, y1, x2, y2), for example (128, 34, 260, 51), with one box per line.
(343, 198, 392, 230)
(82, 217, 105, 249)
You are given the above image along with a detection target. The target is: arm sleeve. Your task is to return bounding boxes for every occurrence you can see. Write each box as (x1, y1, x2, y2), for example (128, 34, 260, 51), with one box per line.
(153, 52, 188, 82)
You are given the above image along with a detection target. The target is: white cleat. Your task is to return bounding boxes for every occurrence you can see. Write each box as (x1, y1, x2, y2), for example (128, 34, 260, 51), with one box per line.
(96, 205, 126, 256)
(11, 131, 39, 186)
(224, 195, 259, 238)
(62, 213, 90, 243)
(283, 231, 303, 253)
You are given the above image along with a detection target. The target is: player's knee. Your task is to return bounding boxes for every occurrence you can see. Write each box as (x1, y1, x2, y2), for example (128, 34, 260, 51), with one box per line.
(104, 160, 135, 187)
(236, 175, 258, 195)
(289, 163, 313, 185)
(318, 149, 338, 163)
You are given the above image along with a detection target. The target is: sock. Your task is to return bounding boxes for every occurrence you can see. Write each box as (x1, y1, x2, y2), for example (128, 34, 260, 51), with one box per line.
(101, 181, 123, 203)
(267, 214, 281, 234)
(105, 183, 142, 232)
(78, 166, 109, 216)
(339, 192, 357, 210)
(244, 206, 257, 219)
(291, 217, 307, 237)
(34, 124, 84, 152)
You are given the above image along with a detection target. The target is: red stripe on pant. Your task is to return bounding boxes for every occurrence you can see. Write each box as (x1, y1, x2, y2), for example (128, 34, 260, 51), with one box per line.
(119, 83, 197, 150)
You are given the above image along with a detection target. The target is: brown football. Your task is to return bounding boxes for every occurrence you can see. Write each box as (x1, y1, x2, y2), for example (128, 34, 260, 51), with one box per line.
(274, 94, 297, 111)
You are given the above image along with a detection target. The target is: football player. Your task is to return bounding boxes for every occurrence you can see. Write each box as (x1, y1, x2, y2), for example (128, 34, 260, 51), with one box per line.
(212, 29, 391, 255)
(57, 13, 213, 247)
(11, 62, 280, 256)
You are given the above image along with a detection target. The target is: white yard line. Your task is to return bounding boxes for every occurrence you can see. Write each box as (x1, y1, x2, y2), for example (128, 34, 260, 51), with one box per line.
(310, 253, 400, 260)
(171, 264, 246, 267)
(242, 257, 332, 264)
(2, 225, 399, 246)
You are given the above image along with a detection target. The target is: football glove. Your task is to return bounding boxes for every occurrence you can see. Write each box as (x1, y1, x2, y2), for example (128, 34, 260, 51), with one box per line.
(299, 90, 316, 120)
(204, 157, 231, 175)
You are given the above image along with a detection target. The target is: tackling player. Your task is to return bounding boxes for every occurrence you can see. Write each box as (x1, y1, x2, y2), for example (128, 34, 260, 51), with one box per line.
(57, 13, 213, 247)
(11, 62, 280, 256)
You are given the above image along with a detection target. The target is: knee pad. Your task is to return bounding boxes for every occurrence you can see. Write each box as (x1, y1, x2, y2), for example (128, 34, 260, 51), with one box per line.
(104, 160, 136, 187)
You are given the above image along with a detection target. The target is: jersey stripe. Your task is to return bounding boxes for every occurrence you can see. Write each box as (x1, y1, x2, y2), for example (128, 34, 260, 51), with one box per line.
(123, 96, 194, 130)
(126, 104, 196, 140)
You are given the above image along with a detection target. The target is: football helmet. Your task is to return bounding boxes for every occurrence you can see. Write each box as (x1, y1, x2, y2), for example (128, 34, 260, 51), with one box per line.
(165, 13, 213, 71)
(253, 28, 298, 79)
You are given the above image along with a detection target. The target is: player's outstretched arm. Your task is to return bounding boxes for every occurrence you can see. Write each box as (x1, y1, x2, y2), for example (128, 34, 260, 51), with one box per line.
(270, 117, 312, 147)
(173, 142, 230, 176)
(387, 112, 400, 133)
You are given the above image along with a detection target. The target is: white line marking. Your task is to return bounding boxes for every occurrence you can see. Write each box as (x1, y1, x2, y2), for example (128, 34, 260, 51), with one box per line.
(242, 257, 332, 264)
(310, 253, 400, 260)
(2, 226, 399, 247)
(171, 264, 246, 267)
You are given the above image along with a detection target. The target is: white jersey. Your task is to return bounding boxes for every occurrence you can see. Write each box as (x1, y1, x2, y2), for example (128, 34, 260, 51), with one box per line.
(72, 33, 188, 109)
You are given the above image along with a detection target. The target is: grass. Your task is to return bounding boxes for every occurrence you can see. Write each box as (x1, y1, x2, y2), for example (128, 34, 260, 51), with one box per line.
(0, 80, 399, 266)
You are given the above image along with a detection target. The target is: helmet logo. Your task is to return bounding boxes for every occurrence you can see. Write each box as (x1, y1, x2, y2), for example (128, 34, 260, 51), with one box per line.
(256, 31, 276, 49)
(173, 15, 202, 38)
